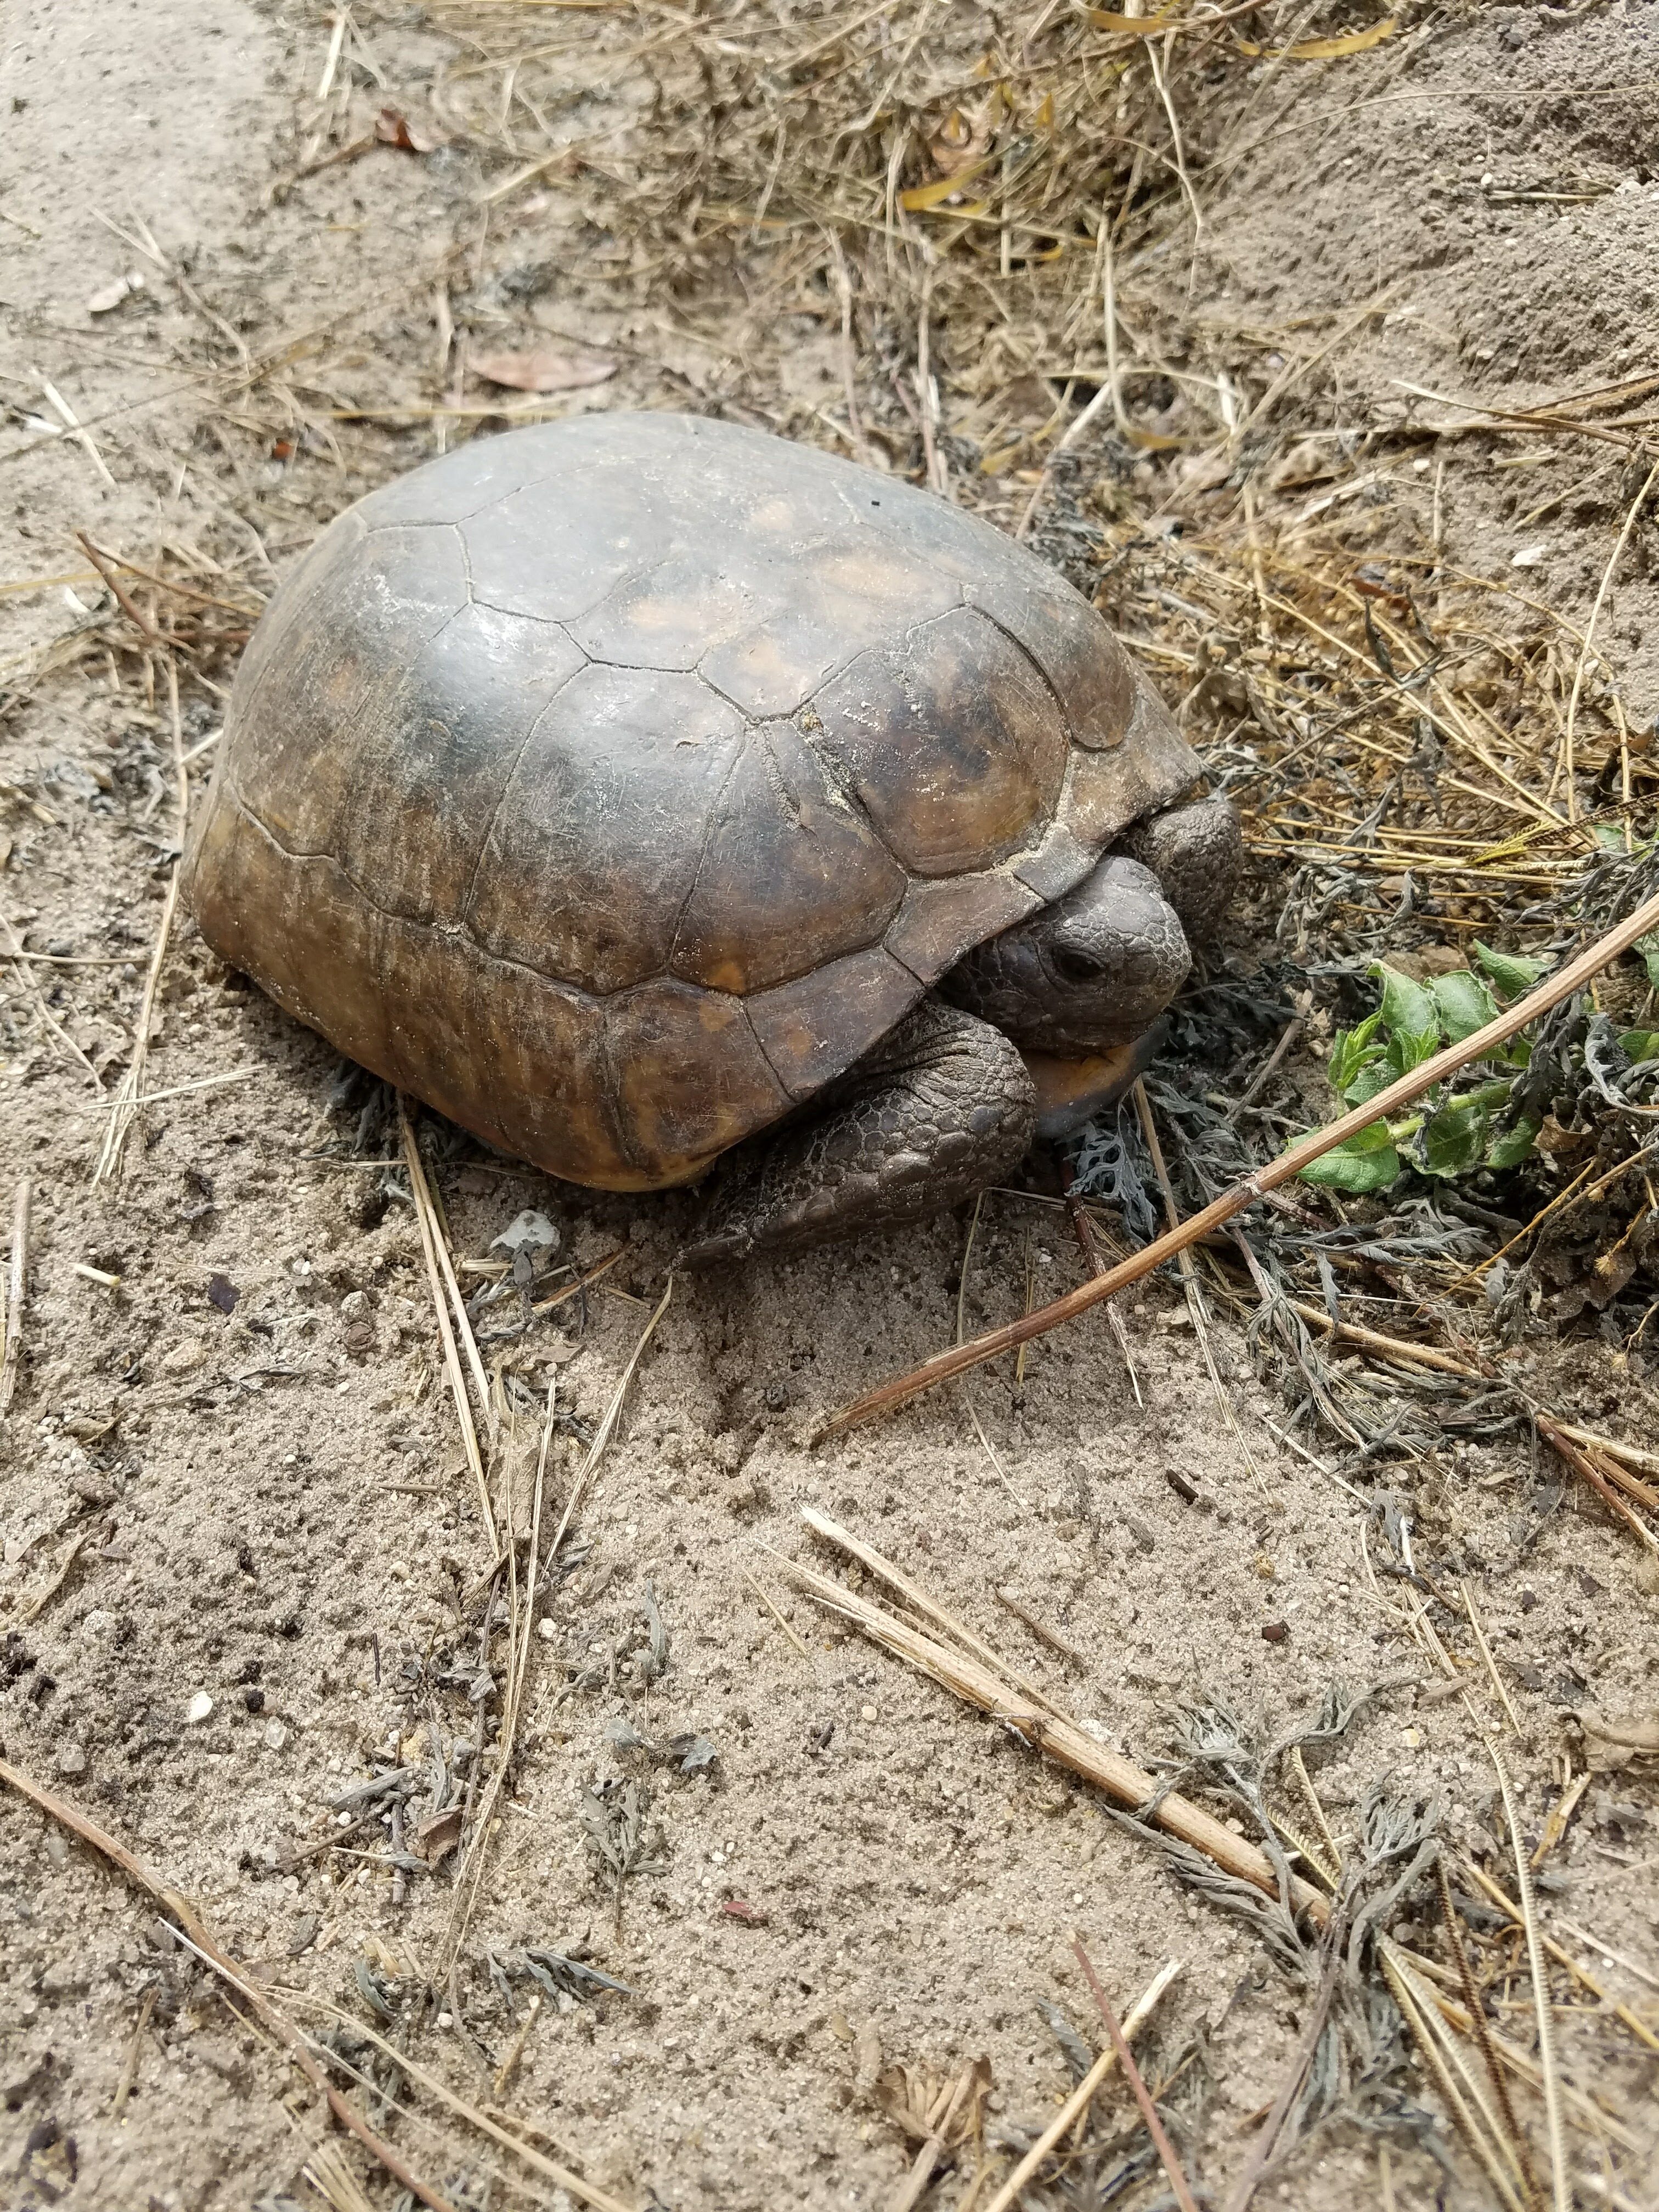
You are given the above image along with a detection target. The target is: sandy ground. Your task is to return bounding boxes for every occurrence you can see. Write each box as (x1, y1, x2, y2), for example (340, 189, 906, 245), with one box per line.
(2, 5, 1657, 2210)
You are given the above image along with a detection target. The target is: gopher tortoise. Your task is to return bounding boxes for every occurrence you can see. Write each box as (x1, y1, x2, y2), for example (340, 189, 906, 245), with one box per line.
(184, 411, 1239, 1260)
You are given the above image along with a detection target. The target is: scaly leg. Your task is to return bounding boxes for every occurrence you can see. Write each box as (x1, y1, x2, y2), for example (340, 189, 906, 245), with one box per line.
(1122, 795, 1242, 944)
(684, 999, 1035, 1263)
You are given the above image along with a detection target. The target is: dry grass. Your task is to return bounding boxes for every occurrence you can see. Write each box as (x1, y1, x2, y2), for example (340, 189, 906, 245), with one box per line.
(4, 2, 1657, 2205)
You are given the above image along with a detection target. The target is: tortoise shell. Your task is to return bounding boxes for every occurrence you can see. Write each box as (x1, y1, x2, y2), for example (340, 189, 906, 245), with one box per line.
(184, 413, 1200, 1190)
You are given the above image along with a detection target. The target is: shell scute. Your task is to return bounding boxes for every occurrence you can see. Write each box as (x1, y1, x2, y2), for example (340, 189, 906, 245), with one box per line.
(746, 945, 922, 1101)
(812, 606, 1065, 878)
(228, 523, 469, 859)
(332, 600, 586, 924)
(606, 981, 791, 1183)
(461, 467, 657, 623)
(671, 718, 907, 995)
(570, 555, 758, 673)
(464, 663, 747, 995)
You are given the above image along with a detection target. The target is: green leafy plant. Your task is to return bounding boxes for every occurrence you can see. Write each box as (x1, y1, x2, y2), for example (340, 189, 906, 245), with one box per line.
(1298, 943, 1550, 1196)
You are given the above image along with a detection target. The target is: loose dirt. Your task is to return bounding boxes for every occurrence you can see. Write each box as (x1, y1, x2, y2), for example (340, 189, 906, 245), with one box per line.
(2, 7, 1656, 2211)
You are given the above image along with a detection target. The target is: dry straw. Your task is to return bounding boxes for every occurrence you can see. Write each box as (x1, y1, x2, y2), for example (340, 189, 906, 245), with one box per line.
(784, 1509, 1328, 1919)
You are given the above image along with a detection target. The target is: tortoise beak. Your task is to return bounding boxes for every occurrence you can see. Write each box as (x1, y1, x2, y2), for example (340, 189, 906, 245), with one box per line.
(1020, 1021, 1164, 1143)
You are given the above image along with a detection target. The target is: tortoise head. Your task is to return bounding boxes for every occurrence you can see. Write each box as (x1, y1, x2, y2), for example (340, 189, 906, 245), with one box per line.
(938, 851, 1190, 1058)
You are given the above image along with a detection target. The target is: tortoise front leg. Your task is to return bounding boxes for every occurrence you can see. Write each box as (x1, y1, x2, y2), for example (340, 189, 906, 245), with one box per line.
(682, 999, 1036, 1264)
(1123, 795, 1242, 944)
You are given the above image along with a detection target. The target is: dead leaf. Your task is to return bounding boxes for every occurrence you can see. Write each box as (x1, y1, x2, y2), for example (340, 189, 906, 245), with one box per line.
(900, 163, 991, 212)
(471, 348, 617, 394)
(374, 107, 442, 154)
(61, 1411, 117, 1445)
(411, 1806, 463, 1864)
(1081, 8, 1184, 32)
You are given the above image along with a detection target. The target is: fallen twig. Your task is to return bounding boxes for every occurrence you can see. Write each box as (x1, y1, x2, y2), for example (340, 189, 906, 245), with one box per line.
(1379, 1934, 1530, 2212)
(1489, 1743, 1569, 2212)
(817, 889, 1659, 1437)
(1074, 1942, 1200, 2212)
(1221, 1910, 1348, 2212)
(802, 1504, 1056, 1715)
(398, 1097, 496, 1549)
(1437, 1859, 1539, 2212)
(1537, 1415, 1659, 1554)
(783, 1514, 1327, 1921)
(1, 1177, 29, 1415)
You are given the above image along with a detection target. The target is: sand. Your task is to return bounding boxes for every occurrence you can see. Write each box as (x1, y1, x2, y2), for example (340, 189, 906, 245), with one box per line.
(2, 5, 1656, 2209)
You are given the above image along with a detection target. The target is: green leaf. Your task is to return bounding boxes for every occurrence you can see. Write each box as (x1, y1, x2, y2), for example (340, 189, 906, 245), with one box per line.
(1430, 969, 1501, 1043)
(1471, 939, 1550, 1000)
(1593, 823, 1628, 855)
(1637, 929, 1659, 991)
(1344, 1061, 1390, 1107)
(1384, 1023, 1442, 1079)
(1296, 1118, 1401, 1194)
(1486, 1116, 1541, 1170)
(1370, 962, 1441, 1045)
(1328, 1009, 1385, 1097)
(1621, 1028, 1659, 1066)
(1419, 1097, 1487, 1178)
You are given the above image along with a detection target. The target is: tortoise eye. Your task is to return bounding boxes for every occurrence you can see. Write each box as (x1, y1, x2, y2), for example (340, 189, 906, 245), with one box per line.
(1052, 944, 1105, 985)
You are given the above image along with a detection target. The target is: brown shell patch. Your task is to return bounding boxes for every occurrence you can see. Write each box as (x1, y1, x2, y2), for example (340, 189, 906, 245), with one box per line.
(466, 958, 625, 1187)
(966, 571, 1136, 751)
(1064, 674, 1199, 848)
(672, 719, 907, 995)
(466, 664, 747, 995)
(812, 606, 1065, 878)
(228, 523, 470, 859)
(185, 804, 403, 1085)
(699, 538, 960, 719)
(1013, 820, 1096, 902)
(606, 981, 791, 1184)
(357, 431, 561, 529)
(333, 600, 586, 924)
(883, 870, 1043, 985)
(746, 945, 922, 1100)
(229, 508, 367, 712)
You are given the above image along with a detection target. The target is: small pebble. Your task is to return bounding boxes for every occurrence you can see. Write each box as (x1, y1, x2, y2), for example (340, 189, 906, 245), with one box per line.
(437, 2009, 454, 2029)
(244, 1686, 265, 1713)
(263, 1719, 289, 1751)
(860, 1704, 878, 1723)
(56, 1745, 88, 1778)
(537, 1616, 556, 1643)
(185, 1691, 215, 1724)
(1261, 1622, 1289, 1644)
